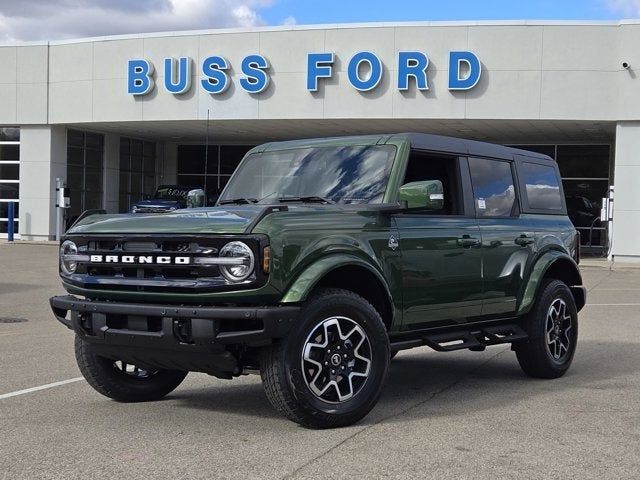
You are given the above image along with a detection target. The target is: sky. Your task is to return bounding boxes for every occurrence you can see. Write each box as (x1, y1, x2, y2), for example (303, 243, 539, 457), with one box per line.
(0, 0, 638, 42)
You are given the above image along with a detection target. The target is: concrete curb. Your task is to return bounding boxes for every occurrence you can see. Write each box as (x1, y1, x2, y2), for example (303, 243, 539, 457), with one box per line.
(580, 259, 640, 270)
(0, 240, 58, 246)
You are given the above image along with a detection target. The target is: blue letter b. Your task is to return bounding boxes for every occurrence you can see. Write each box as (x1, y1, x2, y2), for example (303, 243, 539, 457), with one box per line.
(128, 59, 154, 95)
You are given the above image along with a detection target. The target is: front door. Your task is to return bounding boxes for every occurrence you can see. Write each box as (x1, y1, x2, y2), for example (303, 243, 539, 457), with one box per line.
(395, 151, 483, 329)
(396, 215, 483, 328)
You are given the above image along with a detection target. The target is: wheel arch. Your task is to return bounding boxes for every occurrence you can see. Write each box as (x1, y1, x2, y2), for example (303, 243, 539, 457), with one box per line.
(518, 252, 585, 315)
(280, 255, 396, 331)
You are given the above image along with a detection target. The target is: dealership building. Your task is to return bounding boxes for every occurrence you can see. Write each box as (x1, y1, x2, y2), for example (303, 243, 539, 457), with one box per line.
(0, 20, 639, 260)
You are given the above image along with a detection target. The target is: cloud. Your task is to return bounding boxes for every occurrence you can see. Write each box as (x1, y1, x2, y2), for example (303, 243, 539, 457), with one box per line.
(282, 15, 297, 26)
(0, 0, 276, 41)
(605, 0, 640, 15)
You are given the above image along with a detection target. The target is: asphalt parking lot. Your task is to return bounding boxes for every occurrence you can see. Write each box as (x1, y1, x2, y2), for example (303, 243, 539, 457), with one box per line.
(0, 243, 638, 479)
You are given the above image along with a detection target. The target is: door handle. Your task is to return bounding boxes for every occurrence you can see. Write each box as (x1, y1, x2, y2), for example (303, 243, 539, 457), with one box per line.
(457, 235, 481, 247)
(515, 235, 535, 246)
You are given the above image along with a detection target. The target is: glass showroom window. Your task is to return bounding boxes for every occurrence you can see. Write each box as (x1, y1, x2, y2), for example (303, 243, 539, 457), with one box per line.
(177, 145, 253, 204)
(119, 138, 156, 212)
(67, 130, 104, 224)
(0, 127, 20, 237)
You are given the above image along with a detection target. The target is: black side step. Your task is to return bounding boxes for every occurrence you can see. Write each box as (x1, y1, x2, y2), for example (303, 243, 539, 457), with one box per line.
(391, 324, 528, 353)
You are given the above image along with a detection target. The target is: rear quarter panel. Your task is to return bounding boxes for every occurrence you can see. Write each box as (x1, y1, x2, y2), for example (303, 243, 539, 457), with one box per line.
(517, 213, 581, 314)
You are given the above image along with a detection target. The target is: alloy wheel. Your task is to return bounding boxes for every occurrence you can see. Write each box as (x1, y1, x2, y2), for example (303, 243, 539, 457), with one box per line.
(545, 298, 573, 361)
(301, 316, 372, 403)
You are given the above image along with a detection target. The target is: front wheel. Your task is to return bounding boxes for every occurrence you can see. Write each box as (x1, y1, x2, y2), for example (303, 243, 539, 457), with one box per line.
(75, 336, 188, 402)
(515, 279, 578, 379)
(260, 289, 390, 428)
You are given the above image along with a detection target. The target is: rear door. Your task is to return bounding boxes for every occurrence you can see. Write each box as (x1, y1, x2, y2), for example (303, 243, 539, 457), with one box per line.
(467, 157, 536, 316)
(395, 151, 483, 329)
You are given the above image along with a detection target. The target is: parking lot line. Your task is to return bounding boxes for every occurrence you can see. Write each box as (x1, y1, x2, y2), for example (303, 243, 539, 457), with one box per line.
(586, 303, 640, 306)
(0, 378, 84, 400)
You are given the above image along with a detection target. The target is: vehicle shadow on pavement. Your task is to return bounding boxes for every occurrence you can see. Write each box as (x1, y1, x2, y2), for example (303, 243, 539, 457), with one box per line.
(171, 381, 282, 419)
(169, 340, 639, 424)
(374, 339, 640, 425)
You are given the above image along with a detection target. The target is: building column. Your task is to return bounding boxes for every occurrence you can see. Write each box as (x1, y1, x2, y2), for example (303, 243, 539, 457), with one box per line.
(18, 125, 66, 241)
(103, 133, 120, 213)
(611, 122, 640, 262)
(161, 142, 178, 185)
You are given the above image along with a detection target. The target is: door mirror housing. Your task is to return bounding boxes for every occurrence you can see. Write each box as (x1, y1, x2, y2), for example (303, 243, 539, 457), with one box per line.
(399, 180, 444, 210)
(186, 189, 206, 208)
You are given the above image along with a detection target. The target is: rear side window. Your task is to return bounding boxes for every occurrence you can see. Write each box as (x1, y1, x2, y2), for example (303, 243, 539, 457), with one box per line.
(520, 162, 563, 211)
(468, 158, 517, 217)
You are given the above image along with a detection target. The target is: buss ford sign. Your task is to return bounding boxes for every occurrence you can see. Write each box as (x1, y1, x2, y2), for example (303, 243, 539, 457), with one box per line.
(127, 51, 482, 96)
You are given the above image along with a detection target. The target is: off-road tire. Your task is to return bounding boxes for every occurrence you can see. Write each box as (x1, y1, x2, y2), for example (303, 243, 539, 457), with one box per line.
(260, 288, 390, 429)
(515, 279, 578, 379)
(75, 335, 188, 402)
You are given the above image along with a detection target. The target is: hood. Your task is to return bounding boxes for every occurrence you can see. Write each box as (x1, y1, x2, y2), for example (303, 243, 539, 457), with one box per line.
(66, 203, 383, 236)
(68, 205, 268, 235)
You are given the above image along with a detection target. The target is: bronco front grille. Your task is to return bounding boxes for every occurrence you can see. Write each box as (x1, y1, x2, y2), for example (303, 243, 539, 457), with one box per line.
(62, 235, 268, 293)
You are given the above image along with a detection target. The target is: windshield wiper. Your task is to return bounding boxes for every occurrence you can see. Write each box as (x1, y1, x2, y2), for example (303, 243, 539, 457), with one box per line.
(277, 196, 336, 204)
(219, 197, 258, 205)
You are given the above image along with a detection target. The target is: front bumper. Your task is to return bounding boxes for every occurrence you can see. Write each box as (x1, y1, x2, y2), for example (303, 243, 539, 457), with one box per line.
(50, 295, 299, 376)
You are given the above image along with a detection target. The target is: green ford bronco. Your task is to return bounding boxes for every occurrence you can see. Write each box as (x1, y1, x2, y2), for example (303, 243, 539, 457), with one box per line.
(51, 133, 585, 428)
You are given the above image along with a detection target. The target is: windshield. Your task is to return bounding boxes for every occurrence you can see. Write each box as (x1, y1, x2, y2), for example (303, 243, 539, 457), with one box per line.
(154, 186, 193, 201)
(219, 145, 396, 205)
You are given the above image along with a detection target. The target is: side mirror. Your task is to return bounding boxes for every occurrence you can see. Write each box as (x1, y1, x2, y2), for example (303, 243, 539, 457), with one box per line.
(186, 189, 206, 208)
(399, 180, 444, 210)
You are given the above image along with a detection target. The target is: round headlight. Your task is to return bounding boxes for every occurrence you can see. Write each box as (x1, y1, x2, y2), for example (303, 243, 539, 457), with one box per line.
(219, 241, 255, 282)
(60, 240, 78, 275)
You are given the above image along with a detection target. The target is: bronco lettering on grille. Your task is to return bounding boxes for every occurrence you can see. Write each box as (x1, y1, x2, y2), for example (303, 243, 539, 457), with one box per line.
(89, 255, 191, 265)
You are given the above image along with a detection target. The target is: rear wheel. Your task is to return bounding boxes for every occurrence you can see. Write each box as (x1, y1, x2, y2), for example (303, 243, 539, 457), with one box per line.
(260, 289, 390, 428)
(515, 279, 578, 379)
(75, 335, 188, 402)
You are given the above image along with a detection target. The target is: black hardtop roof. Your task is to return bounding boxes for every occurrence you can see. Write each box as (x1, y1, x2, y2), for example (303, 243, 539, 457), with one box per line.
(255, 133, 554, 162)
(399, 133, 553, 161)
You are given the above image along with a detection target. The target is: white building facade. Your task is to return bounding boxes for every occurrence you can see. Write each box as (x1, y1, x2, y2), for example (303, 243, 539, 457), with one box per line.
(0, 21, 638, 261)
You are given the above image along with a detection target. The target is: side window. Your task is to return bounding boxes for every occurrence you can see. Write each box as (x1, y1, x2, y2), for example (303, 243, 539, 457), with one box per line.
(468, 157, 517, 217)
(402, 151, 461, 214)
(520, 162, 563, 211)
